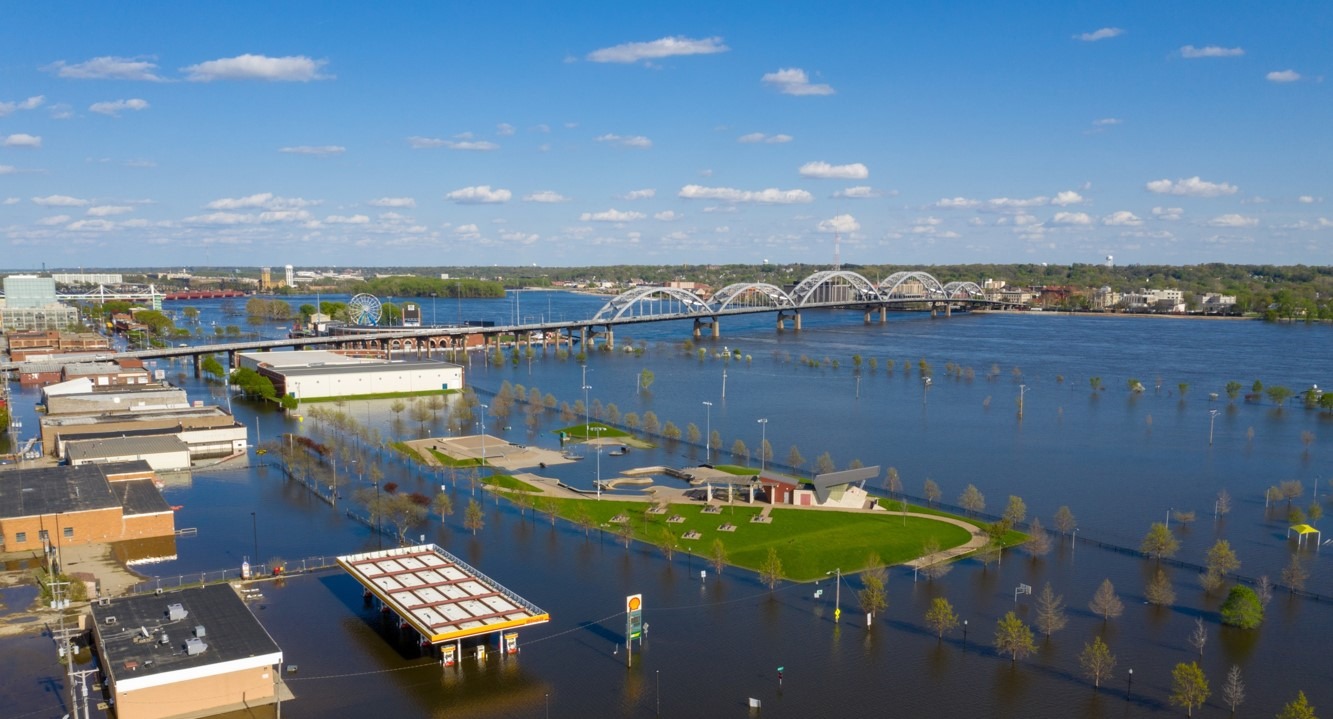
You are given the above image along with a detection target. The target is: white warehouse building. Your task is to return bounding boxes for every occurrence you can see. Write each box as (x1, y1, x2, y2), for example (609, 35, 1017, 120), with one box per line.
(237, 350, 463, 400)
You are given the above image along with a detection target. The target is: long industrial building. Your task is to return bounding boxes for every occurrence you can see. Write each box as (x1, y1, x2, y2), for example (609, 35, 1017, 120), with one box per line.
(237, 350, 463, 400)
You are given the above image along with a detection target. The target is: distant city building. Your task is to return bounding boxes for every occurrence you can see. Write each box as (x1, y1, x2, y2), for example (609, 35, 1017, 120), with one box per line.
(1, 274, 79, 331)
(260, 267, 272, 291)
(284, 264, 295, 287)
(51, 272, 124, 285)
(237, 350, 463, 400)
(402, 303, 422, 327)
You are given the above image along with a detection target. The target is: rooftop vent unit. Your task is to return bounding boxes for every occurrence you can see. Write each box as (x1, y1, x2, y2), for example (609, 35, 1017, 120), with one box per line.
(193, 625, 206, 638)
(184, 638, 208, 656)
(104, 616, 118, 625)
(159, 632, 169, 645)
(166, 603, 188, 621)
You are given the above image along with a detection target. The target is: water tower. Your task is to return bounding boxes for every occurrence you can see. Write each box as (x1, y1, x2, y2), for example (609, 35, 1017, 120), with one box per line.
(1105, 255, 1114, 268)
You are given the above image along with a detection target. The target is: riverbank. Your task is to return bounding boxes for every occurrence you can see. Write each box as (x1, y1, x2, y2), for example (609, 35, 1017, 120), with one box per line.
(978, 308, 1257, 321)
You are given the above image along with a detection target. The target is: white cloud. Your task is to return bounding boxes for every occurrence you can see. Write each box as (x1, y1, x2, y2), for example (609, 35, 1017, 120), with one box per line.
(182, 54, 330, 82)
(206, 193, 318, 210)
(1052, 212, 1093, 225)
(89, 98, 149, 116)
(1075, 27, 1124, 42)
(0, 96, 45, 116)
(44, 56, 164, 81)
(405, 136, 498, 150)
(834, 186, 880, 199)
(87, 205, 133, 217)
(33, 194, 88, 207)
(1051, 190, 1086, 206)
(654, 210, 680, 221)
(454, 224, 480, 237)
(1145, 176, 1238, 197)
(1152, 206, 1184, 221)
(1102, 210, 1142, 226)
(988, 196, 1050, 209)
(761, 68, 835, 96)
(1181, 45, 1244, 59)
(1093, 118, 1122, 127)
(586, 36, 729, 64)
(369, 197, 415, 208)
(817, 214, 860, 233)
(325, 214, 370, 224)
(445, 185, 511, 204)
(523, 190, 569, 203)
(580, 209, 645, 222)
(1266, 69, 1301, 83)
(799, 161, 869, 179)
(0, 166, 19, 175)
(595, 133, 652, 149)
(622, 189, 656, 200)
(678, 185, 813, 204)
(279, 145, 345, 155)
(935, 197, 980, 209)
(1207, 213, 1259, 228)
(738, 132, 793, 144)
(36, 214, 71, 225)
(496, 123, 515, 136)
(2, 133, 41, 148)
(2, 197, 19, 204)
(1298, 195, 1320, 204)
(67, 219, 115, 232)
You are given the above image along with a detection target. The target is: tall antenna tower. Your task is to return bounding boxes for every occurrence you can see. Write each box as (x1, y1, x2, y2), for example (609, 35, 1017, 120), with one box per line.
(834, 231, 842, 271)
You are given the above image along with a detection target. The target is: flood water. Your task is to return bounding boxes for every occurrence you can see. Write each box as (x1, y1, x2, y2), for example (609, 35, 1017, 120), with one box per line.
(4, 291, 1331, 717)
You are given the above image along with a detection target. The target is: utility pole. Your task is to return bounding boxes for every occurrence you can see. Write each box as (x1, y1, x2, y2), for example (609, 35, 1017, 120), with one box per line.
(1018, 384, 1028, 419)
(1209, 409, 1219, 446)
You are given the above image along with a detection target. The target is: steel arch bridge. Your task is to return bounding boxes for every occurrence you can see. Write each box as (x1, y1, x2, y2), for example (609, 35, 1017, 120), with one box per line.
(590, 285, 713, 322)
(711, 282, 796, 311)
(789, 270, 883, 306)
(879, 271, 946, 299)
(941, 281, 984, 299)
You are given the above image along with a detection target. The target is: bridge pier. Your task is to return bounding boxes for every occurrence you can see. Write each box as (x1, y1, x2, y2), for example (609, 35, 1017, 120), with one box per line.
(879, 306, 887, 324)
(604, 328, 614, 349)
(775, 310, 802, 332)
(692, 317, 721, 339)
(192, 354, 202, 378)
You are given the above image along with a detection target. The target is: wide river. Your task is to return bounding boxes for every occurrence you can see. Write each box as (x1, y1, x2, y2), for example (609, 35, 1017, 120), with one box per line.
(3, 290, 1330, 718)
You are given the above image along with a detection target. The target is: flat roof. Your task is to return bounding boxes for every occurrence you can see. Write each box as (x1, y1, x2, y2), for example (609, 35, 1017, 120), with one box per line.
(67, 434, 190, 461)
(42, 405, 233, 428)
(238, 349, 372, 368)
(92, 584, 282, 687)
(112, 478, 174, 516)
(275, 360, 459, 377)
(338, 545, 549, 645)
(0, 461, 155, 518)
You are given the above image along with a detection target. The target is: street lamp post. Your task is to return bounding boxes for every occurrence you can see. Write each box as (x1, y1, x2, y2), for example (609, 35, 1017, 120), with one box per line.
(478, 403, 489, 481)
(702, 401, 713, 463)
(593, 426, 604, 500)
(1166, 507, 1173, 531)
(922, 376, 932, 405)
(1018, 384, 1029, 419)
(757, 418, 768, 473)
(250, 512, 259, 568)
(582, 383, 591, 432)
(826, 568, 841, 623)
(1128, 668, 1133, 696)
(1209, 408, 1219, 446)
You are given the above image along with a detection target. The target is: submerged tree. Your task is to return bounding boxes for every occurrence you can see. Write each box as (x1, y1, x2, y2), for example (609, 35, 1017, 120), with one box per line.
(1170, 661, 1210, 717)
(924, 597, 959, 639)
(857, 555, 888, 624)
(1275, 691, 1318, 719)
(1053, 505, 1076, 536)
(1140, 522, 1180, 560)
(1221, 665, 1245, 715)
(1144, 567, 1177, 607)
(958, 484, 985, 515)
(1078, 636, 1116, 688)
(1089, 578, 1124, 622)
(759, 547, 783, 591)
(1034, 582, 1068, 638)
(993, 611, 1036, 664)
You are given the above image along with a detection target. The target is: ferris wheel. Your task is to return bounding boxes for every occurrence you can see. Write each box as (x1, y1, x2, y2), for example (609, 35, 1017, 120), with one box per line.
(347, 293, 383, 326)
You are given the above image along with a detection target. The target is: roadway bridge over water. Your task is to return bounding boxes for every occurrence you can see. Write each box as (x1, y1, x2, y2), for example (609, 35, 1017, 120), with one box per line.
(2, 269, 1017, 376)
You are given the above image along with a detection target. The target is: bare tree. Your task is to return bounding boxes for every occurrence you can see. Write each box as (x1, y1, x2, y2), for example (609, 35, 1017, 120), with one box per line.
(710, 539, 727, 574)
(1188, 617, 1208, 657)
(958, 484, 985, 515)
(857, 556, 888, 624)
(1256, 575, 1275, 606)
(1089, 578, 1124, 621)
(1215, 488, 1232, 517)
(1025, 517, 1052, 558)
(923, 479, 941, 506)
(1145, 567, 1176, 606)
(1053, 505, 1076, 535)
(1221, 665, 1245, 714)
(1034, 582, 1068, 638)
(1281, 555, 1309, 593)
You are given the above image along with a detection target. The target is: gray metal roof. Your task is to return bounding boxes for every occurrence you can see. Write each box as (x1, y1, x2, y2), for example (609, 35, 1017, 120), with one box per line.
(66, 435, 190, 461)
(0, 461, 154, 519)
(92, 584, 281, 682)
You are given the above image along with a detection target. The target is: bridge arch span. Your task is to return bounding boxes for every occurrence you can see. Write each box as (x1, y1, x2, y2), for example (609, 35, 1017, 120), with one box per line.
(790, 271, 882, 306)
(941, 281, 984, 299)
(879, 271, 946, 299)
(591, 286, 712, 322)
(712, 282, 796, 311)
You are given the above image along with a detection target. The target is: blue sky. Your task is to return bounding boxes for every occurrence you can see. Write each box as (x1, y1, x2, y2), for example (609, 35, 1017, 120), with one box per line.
(2, 2, 1330, 269)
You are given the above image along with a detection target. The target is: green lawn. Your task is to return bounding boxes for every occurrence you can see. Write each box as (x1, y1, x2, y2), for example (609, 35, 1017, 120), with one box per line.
(426, 447, 484, 467)
(520, 496, 974, 582)
(483, 475, 539, 492)
(557, 423, 630, 440)
(712, 465, 760, 476)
